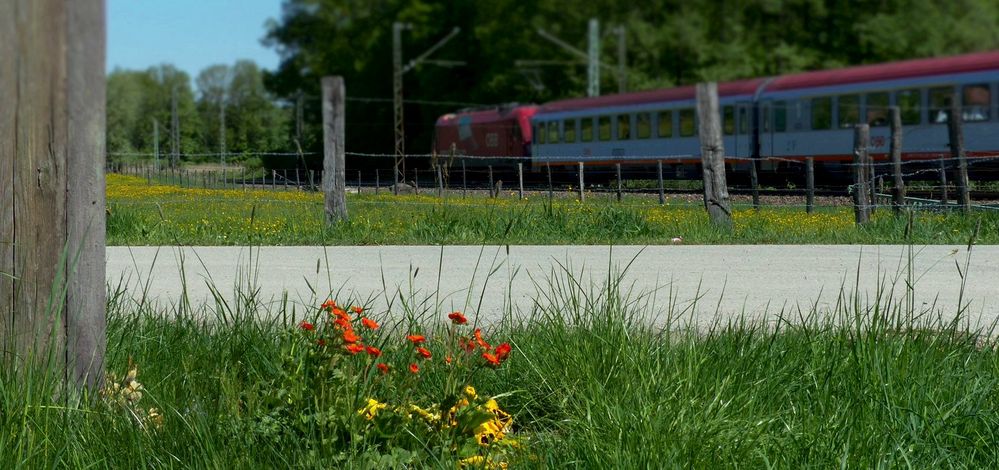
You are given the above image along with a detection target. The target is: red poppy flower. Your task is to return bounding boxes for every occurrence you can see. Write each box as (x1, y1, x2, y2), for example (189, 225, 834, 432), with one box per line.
(474, 329, 491, 350)
(332, 307, 348, 318)
(409, 363, 420, 374)
(482, 352, 501, 367)
(495, 343, 512, 361)
(299, 320, 315, 331)
(352, 306, 364, 315)
(447, 311, 468, 325)
(342, 329, 361, 344)
(445, 355, 453, 365)
(459, 337, 476, 353)
(317, 338, 327, 347)
(321, 300, 336, 311)
(361, 317, 379, 330)
(407, 334, 426, 345)
(345, 343, 365, 355)
(415, 346, 432, 359)
(377, 363, 390, 374)
(334, 316, 352, 330)
(366, 346, 382, 357)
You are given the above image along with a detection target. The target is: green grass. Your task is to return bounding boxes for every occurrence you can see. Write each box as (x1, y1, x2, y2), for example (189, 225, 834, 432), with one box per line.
(4, 247, 999, 467)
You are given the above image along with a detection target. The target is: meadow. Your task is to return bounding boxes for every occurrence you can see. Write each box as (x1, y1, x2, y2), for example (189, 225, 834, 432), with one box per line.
(106, 174, 999, 246)
(3, 247, 999, 467)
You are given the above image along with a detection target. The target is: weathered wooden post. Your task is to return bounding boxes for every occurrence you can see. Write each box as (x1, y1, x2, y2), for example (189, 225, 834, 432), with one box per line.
(806, 157, 815, 214)
(517, 163, 524, 200)
(436, 165, 444, 198)
(375, 169, 380, 194)
(488, 165, 494, 198)
(461, 160, 467, 198)
(948, 98, 971, 212)
(939, 159, 949, 206)
(577, 162, 585, 202)
(657, 160, 665, 205)
(853, 124, 871, 224)
(322, 76, 347, 223)
(615, 163, 623, 202)
(283, 169, 289, 191)
(890, 107, 905, 213)
(0, 0, 107, 390)
(696, 83, 732, 226)
(413, 168, 419, 194)
(547, 162, 554, 203)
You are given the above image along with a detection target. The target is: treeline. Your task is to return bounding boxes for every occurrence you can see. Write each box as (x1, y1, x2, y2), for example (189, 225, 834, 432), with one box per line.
(108, 0, 999, 167)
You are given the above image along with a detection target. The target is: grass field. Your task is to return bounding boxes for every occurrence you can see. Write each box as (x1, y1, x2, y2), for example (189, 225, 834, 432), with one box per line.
(106, 174, 999, 246)
(4, 248, 999, 467)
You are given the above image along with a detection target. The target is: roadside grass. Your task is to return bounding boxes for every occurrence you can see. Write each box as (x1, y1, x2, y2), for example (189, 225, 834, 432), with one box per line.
(4, 244, 999, 467)
(106, 174, 999, 246)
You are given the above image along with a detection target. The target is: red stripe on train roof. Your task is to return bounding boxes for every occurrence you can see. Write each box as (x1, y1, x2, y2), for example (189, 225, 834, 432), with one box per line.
(538, 78, 767, 114)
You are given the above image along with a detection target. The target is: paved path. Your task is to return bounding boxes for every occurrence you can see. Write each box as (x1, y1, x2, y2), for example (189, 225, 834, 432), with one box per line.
(107, 245, 999, 327)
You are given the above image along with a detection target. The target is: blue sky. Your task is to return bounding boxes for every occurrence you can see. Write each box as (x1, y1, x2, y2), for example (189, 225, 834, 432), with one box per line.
(108, 0, 283, 78)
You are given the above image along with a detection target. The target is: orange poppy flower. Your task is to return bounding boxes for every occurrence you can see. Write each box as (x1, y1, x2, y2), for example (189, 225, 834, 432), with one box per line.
(317, 338, 327, 347)
(361, 317, 379, 330)
(365, 346, 382, 357)
(334, 316, 352, 330)
(342, 329, 361, 344)
(321, 299, 336, 311)
(345, 343, 364, 355)
(445, 355, 453, 365)
(352, 306, 364, 315)
(299, 320, 315, 331)
(447, 311, 468, 325)
(415, 346, 432, 359)
(407, 334, 426, 345)
(459, 337, 476, 353)
(495, 343, 512, 361)
(331, 307, 348, 318)
(409, 363, 420, 374)
(482, 352, 500, 367)
(474, 329, 491, 350)
(377, 363, 390, 374)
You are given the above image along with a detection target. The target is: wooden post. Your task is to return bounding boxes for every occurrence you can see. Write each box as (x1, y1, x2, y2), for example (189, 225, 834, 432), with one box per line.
(462, 160, 467, 198)
(657, 160, 665, 205)
(547, 162, 554, 203)
(322, 76, 348, 223)
(890, 107, 905, 212)
(948, 98, 971, 212)
(805, 157, 815, 214)
(0, 0, 107, 390)
(309, 169, 316, 191)
(283, 169, 288, 191)
(853, 124, 871, 225)
(577, 162, 586, 202)
(488, 165, 494, 198)
(375, 169, 380, 194)
(749, 157, 760, 210)
(615, 163, 623, 202)
(517, 163, 524, 200)
(696, 83, 732, 226)
(413, 168, 419, 194)
(436, 165, 444, 198)
(357, 170, 362, 194)
(939, 159, 949, 206)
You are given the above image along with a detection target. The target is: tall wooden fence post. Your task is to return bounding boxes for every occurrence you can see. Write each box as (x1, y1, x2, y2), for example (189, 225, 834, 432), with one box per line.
(615, 163, 623, 202)
(939, 159, 949, 206)
(547, 162, 553, 203)
(657, 160, 665, 205)
(1, 0, 107, 390)
(890, 107, 905, 213)
(461, 160, 467, 198)
(805, 157, 815, 214)
(696, 82, 732, 226)
(375, 169, 380, 194)
(488, 165, 494, 198)
(577, 162, 585, 202)
(322, 76, 347, 223)
(948, 97, 971, 212)
(853, 124, 871, 225)
(436, 165, 444, 198)
(517, 163, 524, 200)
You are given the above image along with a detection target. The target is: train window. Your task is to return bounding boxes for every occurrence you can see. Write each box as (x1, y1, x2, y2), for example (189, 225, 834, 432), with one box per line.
(636, 113, 651, 138)
(617, 115, 631, 139)
(547, 121, 559, 143)
(928, 86, 954, 124)
(536, 122, 546, 145)
(723, 106, 735, 135)
(581, 118, 594, 142)
(563, 119, 577, 143)
(963, 84, 990, 122)
(599, 116, 612, 141)
(738, 107, 748, 134)
(895, 89, 921, 125)
(657, 111, 673, 138)
(866, 92, 889, 126)
(763, 106, 771, 132)
(774, 101, 787, 132)
(837, 95, 859, 128)
(679, 109, 696, 137)
(810, 97, 832, 130)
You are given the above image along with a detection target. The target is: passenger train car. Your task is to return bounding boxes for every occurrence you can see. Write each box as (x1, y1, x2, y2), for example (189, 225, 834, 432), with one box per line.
(435, 50, 999, 180)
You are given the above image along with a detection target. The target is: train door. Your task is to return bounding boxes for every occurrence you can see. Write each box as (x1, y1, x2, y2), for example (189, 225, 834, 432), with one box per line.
(758, 101, 776, 172)
(734, 102, 752, 159)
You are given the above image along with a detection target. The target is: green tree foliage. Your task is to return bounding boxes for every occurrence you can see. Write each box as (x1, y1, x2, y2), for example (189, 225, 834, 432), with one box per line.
(262, 0, 999, 161)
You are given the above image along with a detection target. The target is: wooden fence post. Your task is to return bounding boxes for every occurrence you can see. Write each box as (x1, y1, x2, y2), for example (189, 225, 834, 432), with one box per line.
(577, 162, 585, 202)
(436, 165, 444, 198)
(547, 162, 553, 203)
(322, 76, 347, 223)
(0, 0, 107, 390)
(615, 163, 623, 202)
(517, 163, 524, 200)
(413, 168, 419, 194)
(806, 157, 815, 214)
(948, 98, 971, 212)
(488, 165, 494, 198)
(696, 82, 732, 226)
(890, 107, 905, 212)
(939, 159, 949, 206)
(461, 160, 467, 198)
(853, 124, 871, 224)
(657, 160, 665, 205)
(375, 169, 380, 194)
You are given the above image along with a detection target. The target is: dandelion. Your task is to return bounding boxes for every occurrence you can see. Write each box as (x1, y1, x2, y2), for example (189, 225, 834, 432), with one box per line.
(407, 334, 426, 345)
(361, 317, 379, 330)
(299, 320, 315, 331)
(409, 363, 420, 374)
(415, 346, 432, 359)
(345, 343, 365, 355)
(365, 346, 382, 357)
(448, 311, 468, 325)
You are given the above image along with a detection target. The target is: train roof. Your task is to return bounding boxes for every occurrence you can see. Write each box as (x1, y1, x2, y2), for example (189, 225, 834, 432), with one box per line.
(537, 79, 765, 114)
(766, 50, 999, 92)
(436, 104, 538, 126)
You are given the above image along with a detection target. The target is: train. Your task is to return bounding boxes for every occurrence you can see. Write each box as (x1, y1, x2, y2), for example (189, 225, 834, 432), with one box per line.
(434, 50, 999, 182)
